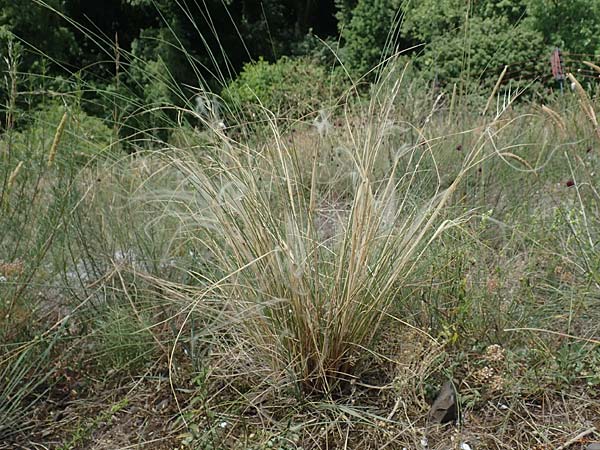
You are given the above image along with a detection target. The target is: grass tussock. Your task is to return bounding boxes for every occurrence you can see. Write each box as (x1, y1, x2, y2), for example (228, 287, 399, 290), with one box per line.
(157, 61, 501, 396)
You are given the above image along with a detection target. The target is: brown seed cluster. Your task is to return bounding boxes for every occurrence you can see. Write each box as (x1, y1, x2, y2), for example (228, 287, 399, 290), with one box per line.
(554, 265, 574, 284)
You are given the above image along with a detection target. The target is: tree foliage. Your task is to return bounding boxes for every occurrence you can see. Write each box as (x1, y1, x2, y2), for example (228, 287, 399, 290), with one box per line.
(2, 0, 600, 132)
(340, 0, 404, 77)
(525, 0, 600, 55)
(0, 0, 77, 72)
(421, 15, 544, 91)
(401, 0, 466, 42)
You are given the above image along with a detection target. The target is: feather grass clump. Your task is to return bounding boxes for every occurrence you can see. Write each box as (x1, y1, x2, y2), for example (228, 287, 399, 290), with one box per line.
(163, 58, 490, 395)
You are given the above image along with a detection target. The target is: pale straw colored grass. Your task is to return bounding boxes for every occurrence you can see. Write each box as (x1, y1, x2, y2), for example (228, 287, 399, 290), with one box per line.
(540, 104, 567, 137)
(567, 72, 600, 140)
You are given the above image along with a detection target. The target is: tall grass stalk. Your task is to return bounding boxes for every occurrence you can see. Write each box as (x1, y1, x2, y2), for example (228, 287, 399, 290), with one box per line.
(2, 160, 23, 211)
(567, 73, 600, 140)
(47, 111, 68, 167)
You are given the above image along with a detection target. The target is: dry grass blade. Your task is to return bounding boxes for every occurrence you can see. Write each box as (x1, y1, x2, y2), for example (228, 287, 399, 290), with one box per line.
(483, 64, 508, 116)
(554, 427, 596, 450)
(567, 73, 600, 140)
(583, 60, 600, 74)
(498, 152, 534, 171)
(541, 104, 566, 136)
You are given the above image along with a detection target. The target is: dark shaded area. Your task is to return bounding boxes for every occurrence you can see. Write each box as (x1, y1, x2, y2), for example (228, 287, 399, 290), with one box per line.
(5, 0, 338, 77)
(0, 0, 339, 131)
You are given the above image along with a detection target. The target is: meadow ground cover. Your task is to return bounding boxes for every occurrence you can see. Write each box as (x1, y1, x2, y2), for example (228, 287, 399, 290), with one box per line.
(1, 16, 600, 450)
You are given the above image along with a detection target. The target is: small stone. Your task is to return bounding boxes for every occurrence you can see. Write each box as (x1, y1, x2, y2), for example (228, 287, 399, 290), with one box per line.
(428, 381, 457, 424)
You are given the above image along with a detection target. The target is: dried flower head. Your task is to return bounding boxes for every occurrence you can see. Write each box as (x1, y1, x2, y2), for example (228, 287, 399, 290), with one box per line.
(473, 366, 495, 384)
(489, 375, 504, 392)
(484, 344, 505, 363)
(486, 277, 499, 294)
(7, 161, 23, 191)
(0, 260, 24, 278)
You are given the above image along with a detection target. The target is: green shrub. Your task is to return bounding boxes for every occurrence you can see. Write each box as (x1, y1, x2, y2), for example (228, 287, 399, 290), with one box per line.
(525, 0, 600, 56)
(8, 102, 114, 166)
(340, 0, 403, 78)
(221, 56, 341, 121)
(419, 16, 545, 94)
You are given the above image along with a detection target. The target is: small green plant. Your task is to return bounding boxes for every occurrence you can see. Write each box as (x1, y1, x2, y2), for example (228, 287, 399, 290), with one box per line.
(0, 337, 58, 440)
(92, 303, 157, 372)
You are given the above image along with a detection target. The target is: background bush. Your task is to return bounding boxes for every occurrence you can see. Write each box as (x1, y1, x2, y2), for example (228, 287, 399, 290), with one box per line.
(9, 102, 114, 166)
(221, 56, 343, 120)
(339, 0, 404, 78)
(419, 16, 545, 93)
